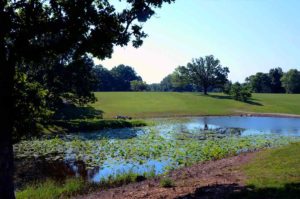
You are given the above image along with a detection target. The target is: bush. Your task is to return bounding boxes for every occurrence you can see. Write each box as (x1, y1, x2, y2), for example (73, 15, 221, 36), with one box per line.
(229, 82, 252, 102)
(160, 177, 174, 188)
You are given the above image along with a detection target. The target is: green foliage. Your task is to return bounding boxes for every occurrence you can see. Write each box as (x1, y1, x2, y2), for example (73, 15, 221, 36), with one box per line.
(245, 67, 286, 93)
(14, 130, 299, 174)
(110, 65, 142, 91)
(176, 55, 230, 94)
(16, 178, 85, 199)
(223, 81, 232, 95)
(269, 67, 285, 93)
(92, 65, 114, 91)
(246, 73, 272, 93)
(130, 80, 148, 91)
(14, 72, 53, 141)
(229, 82, 252, 102)
(160, 177, 174, 188)
(281, 69, 300, 93)
(16, 169, 156, 199)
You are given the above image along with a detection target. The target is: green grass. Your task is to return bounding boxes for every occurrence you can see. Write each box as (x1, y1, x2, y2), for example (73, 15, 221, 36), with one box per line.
(238, 142, 300, 198)
(244, 142, 300, 188)
(91, 92, 300, 118)
(16, 178, 86, 199)
(16, 170, 156, 199)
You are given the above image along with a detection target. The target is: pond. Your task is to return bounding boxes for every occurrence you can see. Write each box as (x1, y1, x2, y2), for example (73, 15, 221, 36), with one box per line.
(14, 116, 300, 189)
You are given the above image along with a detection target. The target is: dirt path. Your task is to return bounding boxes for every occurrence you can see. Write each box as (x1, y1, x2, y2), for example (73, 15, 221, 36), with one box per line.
(75, 152, 256, 199)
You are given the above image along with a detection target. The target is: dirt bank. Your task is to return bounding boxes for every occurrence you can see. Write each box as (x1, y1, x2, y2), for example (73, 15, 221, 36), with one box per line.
(75, 152, 256, 199)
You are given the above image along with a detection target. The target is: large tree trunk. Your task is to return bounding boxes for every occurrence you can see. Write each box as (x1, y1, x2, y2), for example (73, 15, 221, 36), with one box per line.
(203, 85, 208, 95)
(0, 46, 15, 198)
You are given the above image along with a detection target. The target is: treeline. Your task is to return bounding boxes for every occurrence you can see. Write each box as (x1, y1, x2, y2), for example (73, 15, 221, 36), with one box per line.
(245, 68, 300, 93)
(94, 59, 300, 94)
(92, 64, 145, 91)
(150, 66, 300, 94)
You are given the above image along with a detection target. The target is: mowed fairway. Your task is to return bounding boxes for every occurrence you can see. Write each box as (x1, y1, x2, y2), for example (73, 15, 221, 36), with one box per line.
(91, 92, 300, 118)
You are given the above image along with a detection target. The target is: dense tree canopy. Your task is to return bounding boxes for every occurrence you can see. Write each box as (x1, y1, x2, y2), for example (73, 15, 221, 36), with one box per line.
(246, 73, 272, 93)
(130, 80, 148, 91)
(110, 64, 142, 91)
(281, 69, 300, 93)
(92, 64, 114, 91)
(176, 55, 229, 94)
(269, 67, 285, 93)
(0, 0, 174, 198)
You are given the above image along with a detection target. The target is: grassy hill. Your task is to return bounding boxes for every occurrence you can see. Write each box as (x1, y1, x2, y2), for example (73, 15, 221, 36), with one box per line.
(91, 92, 300, 118)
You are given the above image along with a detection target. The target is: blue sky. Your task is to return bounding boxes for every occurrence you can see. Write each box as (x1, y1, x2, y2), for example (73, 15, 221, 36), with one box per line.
(95, 0, 300, 83)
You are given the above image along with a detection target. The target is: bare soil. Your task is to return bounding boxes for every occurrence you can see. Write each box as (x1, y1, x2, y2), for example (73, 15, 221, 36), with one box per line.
(75, 152, 256, 199)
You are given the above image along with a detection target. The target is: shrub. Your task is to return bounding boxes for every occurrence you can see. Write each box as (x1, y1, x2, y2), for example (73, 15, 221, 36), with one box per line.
(160, 177, 174, 188)
(229, 82, 252, 102)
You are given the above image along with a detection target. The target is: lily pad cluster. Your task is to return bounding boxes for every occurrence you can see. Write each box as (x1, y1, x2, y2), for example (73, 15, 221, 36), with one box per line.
(14, 129, 300, 173)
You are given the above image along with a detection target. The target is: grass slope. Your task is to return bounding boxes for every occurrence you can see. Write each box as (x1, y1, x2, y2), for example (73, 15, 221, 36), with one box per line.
(92, 92, 300, 118)
(238, 142, 300, 198)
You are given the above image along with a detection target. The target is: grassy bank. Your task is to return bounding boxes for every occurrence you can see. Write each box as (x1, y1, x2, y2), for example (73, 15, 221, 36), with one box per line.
(51, 119, 147, 133)
(91, 92, 300, 118)
(239, 142, 300, 198)
(16, 170, 156, 199)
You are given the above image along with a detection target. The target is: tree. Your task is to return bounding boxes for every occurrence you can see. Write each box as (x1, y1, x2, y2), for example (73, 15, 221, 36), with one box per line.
(14, 71, 52, 141)
(281, 69, 300, 93)
(229, 82, 252, 102)
(177, 55, 229, 95)
(148, 83, 161, 91)
(0, 0, 174, 197)
(92, 65, 114, 91)
(110, 64, 142, 91)
(223, 81, 232, 95)
(130, 80, 148, 91)
(245, 73, 271, 93)
(160, 74, 174, 91)
(269, 67, 285, 93)
(171, 67, 194, 92)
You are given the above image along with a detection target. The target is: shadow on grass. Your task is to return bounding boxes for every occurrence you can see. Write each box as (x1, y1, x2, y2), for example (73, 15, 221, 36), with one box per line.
(176, 183, 300, 199)
(207, 94, 263, 106)
(53, 105, 104, 120)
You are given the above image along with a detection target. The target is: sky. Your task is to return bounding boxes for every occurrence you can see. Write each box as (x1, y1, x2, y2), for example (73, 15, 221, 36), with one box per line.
(94, 0, 300, 84)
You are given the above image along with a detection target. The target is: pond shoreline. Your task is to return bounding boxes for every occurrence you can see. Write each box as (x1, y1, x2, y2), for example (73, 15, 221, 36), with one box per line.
(131, 112, 300, 120)
(74, 151, 257, 199)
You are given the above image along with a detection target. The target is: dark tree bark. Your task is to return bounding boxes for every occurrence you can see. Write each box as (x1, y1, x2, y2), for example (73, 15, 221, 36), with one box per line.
(0, 67, 15, 199)
(0, 38, 15, 198)
(203, 86, 208, 95)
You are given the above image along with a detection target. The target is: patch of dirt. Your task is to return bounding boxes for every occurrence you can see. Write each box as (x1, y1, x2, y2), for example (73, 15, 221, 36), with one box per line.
(75, 152, 256, 199)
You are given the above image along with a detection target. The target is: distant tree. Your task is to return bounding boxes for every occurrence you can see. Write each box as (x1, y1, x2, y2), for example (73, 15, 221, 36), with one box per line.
(230, 82, 252, 102)
(93, 65, 114, 91)
(177, 55, 229, 95)
(110, 65, 142, 91)
(269, 67, 285, 93)
(246, 73, 271, 93)
(160, 74, 174, 91)
(281, 69, 300, 93)
(0, 0, 174, 197)
(130, 80, 148, 91)
(148, 83, 161, 91)
(171, 67, 194, 91)
(223, 81, 232, 95)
